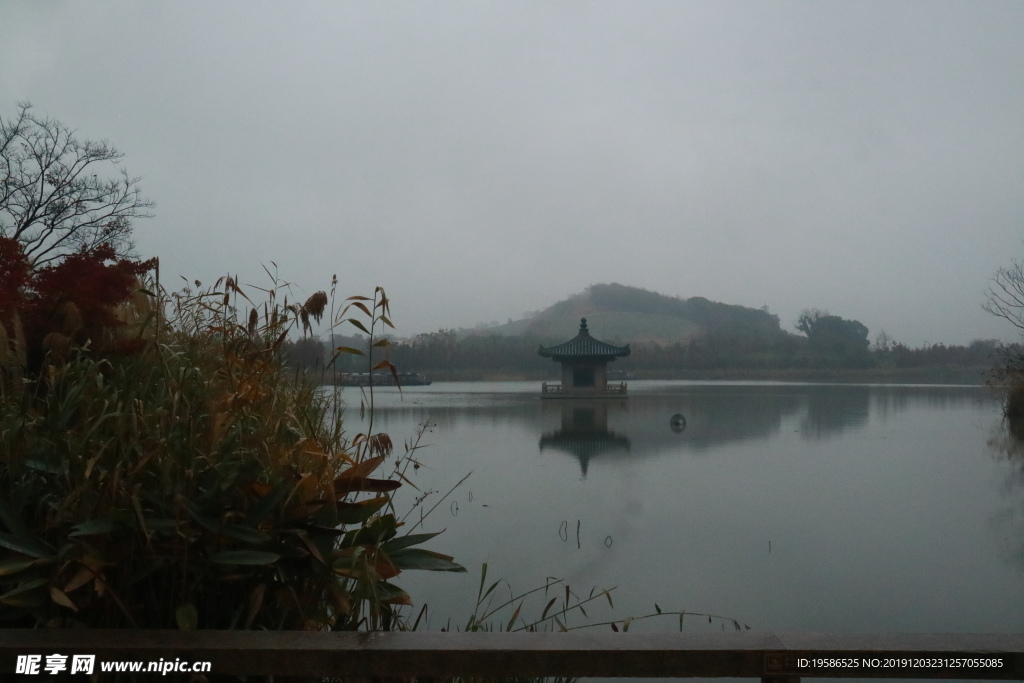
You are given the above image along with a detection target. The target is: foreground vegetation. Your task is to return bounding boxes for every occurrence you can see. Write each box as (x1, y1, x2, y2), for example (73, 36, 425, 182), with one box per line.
(0, 238, 468, 634)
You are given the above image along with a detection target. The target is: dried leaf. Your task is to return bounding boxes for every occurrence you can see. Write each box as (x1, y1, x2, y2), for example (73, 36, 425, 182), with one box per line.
(350, 302, 372, 317)
(50, 586, 78, 612)
(541, 597, 557, 621)
(347, 318, 370, 335)
(327, 582, 351, 615)
(63, 566, 96, 593)
(506, 602, 522, 631)
(244, 584, 266, 629)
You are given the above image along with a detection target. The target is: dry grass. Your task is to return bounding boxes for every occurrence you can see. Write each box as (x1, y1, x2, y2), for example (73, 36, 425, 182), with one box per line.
(0, 274, 463, 632)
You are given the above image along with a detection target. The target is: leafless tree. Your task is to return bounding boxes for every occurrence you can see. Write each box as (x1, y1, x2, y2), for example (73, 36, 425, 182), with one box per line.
(984, 258, 1024, 334)
(0, 102, 153, 267)
(873, 329, 894, 352)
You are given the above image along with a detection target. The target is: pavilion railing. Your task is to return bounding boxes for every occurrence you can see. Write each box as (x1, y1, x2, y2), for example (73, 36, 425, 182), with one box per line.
(2, 631, 1023, 680)
(541, 382, 628, 396)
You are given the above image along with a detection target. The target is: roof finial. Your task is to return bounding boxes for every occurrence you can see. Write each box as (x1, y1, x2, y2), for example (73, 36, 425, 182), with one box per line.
(580, 317, 588, 333)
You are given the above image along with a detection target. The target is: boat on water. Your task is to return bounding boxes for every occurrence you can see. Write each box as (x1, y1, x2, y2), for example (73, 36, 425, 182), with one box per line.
(333, 372, 432, 387)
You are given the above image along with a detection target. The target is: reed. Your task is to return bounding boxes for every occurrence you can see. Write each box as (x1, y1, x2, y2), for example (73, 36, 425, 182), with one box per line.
(0, 265, 464, 633)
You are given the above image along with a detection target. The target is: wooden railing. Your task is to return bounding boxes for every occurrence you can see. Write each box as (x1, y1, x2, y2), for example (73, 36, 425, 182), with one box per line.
(541, 382, 628, 396)
(541, 382, 564, 394)
(1, 631, 1023, 680)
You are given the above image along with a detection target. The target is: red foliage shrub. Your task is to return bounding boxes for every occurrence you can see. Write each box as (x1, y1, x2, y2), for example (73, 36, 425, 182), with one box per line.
(0, 237, 31, 318)
(0, 240, 156, 372)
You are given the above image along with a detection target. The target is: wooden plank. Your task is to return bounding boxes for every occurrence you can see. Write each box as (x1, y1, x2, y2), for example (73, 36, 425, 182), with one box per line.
(0, 631, 1021, 678)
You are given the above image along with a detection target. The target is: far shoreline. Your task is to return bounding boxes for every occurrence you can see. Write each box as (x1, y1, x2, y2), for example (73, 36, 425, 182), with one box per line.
(320, 364, 994, 386)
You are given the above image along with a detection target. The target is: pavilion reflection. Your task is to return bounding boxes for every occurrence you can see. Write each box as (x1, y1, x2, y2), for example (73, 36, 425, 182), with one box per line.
(368, 384, 982, 479)
(539, 400, 631, 477)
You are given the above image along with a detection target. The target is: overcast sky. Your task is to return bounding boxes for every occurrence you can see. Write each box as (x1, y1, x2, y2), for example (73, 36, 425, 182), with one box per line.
(3, 2, 1023, 345)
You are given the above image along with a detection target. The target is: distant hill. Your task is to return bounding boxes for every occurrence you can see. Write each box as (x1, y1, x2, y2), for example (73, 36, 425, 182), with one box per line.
(464, 283, 786, 345)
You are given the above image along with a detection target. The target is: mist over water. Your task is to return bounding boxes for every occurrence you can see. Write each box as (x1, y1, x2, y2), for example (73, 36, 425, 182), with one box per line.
(348, 381, 1024, 636)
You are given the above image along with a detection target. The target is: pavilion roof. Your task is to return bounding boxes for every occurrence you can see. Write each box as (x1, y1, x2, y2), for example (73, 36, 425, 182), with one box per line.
(537, 318, 631, 359)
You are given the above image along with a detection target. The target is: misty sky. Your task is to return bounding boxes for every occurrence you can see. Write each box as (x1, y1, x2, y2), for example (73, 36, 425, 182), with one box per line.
(3, 2, 1023, 346)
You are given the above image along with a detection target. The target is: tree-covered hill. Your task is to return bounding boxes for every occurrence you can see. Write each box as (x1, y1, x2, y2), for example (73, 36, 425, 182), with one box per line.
(467, 283, 786, 345)
(312, 283, 998, 383)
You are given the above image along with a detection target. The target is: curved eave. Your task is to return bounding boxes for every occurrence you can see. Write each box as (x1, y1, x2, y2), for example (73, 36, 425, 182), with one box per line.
(538, 345, 631, 360)
(539, 353, 630, 362)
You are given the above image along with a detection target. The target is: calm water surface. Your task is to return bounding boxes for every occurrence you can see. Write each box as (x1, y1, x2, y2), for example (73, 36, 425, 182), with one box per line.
(345, 381, 1024, 639)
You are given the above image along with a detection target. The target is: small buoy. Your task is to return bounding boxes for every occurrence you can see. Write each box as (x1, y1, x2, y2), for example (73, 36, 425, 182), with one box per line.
(670, 413, 687, 433)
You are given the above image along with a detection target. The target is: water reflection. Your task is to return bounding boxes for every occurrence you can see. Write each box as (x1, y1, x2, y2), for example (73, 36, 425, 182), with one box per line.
(539, 401, 631, 477)
(535, 388, 808, 470)
(356, 381, 1023, 636)
(988, 423, 1024, 571)
(621, 387, 802, 454)
(364, 383, 990, 475)
(799, 384, 871, 440)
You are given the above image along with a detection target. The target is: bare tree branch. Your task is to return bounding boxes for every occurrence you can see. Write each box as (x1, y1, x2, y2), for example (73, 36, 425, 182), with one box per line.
(0, 102, 153, 267)
(984, 258, 1024, 333)
(0, 104, 33, 211)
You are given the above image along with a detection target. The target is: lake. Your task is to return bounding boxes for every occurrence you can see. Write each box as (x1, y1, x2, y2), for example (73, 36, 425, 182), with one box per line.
(344, 380, 1024, 644)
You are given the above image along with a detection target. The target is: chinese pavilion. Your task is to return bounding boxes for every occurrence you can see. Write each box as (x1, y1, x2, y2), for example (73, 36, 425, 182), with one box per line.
(538, 318, 630, 398)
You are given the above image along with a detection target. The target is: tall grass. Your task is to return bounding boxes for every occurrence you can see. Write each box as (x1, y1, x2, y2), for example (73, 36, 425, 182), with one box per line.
(988, 344, 1024, 440)
(0, 271, 464, 632)
(1004, 380, 1024, 440)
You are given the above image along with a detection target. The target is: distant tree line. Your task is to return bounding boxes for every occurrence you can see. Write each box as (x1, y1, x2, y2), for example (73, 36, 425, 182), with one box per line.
(277, 279, 1003, 381)
(615, 327, 998, 375)
(284, 316, 1003, 382)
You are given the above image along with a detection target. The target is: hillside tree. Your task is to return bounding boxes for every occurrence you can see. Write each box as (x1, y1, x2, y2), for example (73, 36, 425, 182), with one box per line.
(1, 103, 153, 267)
(984, 257, 1024, 334)
(795, 308, 830, 337)
(796, 309, 871, 367)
